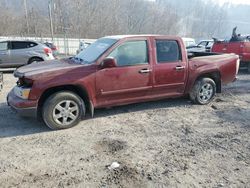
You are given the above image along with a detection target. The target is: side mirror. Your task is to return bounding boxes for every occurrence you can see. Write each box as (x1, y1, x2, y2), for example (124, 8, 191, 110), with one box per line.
(101, 57, 117, 69)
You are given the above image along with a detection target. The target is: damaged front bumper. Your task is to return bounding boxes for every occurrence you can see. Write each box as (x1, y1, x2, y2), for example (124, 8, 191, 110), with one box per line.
(7, 89, 37, 118)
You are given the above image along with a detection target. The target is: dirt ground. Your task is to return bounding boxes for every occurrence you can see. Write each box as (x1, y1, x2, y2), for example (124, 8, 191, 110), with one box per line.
(0, 70, 249, 188)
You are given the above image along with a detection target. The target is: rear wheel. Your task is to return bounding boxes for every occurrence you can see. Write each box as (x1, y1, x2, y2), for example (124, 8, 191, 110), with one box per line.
(190, 77, 216, 105)
(42, 91, 85, 130)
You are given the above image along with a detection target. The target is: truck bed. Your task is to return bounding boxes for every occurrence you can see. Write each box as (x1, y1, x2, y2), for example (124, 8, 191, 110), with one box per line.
(188, 51, 221, 59)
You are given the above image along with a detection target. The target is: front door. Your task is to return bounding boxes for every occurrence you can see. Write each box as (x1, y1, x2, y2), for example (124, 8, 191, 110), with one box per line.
(96, 40, 152, 107)
(153, 39, 187, 96)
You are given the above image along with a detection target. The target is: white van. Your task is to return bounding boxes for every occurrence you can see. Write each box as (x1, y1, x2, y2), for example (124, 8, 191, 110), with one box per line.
(182, 37, 196, 48)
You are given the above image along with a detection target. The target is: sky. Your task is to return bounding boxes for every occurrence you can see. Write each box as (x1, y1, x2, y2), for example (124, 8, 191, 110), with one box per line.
(148, 0, 250, 5)
(216, 0, 250, 5)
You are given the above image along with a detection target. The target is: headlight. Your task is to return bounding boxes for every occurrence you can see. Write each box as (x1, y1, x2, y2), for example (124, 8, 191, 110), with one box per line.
(14, 86, 31, 99)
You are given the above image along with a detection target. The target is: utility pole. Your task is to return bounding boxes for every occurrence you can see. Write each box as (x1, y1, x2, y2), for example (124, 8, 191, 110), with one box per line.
(23, 0, 30, 35)
(48, 0, 54, 41)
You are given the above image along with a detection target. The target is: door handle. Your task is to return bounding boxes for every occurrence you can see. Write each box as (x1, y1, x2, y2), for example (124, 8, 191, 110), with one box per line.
(175, 66, 185, 71)
(139, 68, 151, 74)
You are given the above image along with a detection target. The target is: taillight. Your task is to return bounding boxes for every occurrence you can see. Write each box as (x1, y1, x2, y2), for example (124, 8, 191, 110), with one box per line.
(44, 47, 52, 55)
(51, 46, 57, 51)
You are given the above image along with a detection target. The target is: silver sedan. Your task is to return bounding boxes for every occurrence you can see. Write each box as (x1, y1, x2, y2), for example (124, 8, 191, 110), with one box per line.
(0, 40, 55, 68)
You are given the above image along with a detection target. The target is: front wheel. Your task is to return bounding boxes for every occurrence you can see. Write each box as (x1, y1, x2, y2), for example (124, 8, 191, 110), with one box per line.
(189, 78, 216, 105)
(42, 91, 85, 130)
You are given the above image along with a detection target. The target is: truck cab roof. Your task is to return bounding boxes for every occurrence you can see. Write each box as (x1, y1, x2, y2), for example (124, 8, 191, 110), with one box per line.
(103, 35, 182, 40)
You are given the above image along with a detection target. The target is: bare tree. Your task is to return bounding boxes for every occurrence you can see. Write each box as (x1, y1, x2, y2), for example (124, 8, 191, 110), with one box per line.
(0, 0, 230, 39)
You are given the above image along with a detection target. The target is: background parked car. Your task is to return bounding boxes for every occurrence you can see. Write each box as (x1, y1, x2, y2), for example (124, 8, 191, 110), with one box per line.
(0, 40, 54, 68)
(44, 42, 59, 57)
(187, 40, 214, 52)
(212, 27, 250, 73)
(198, 40, 214, 51)
(182, 37, 196, 48)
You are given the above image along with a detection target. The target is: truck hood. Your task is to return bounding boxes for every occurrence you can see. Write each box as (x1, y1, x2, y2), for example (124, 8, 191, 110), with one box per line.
(14, 59, 85, 79)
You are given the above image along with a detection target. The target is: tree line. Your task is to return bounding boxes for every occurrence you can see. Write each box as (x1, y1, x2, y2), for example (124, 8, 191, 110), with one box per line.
(0, 0, 229, 39)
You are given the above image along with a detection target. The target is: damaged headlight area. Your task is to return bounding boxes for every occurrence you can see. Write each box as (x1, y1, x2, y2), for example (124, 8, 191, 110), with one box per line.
(14, 77, 34, 99)
(14, 86, 31, 100)
(17, 77, 33, 87)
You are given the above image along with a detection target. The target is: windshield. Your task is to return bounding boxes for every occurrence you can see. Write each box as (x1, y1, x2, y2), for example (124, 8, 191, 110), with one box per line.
(74, 38, 117, 64)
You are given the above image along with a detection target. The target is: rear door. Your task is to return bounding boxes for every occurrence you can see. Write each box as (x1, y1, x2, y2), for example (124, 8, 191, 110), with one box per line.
(95, 39, 153, 106)
(152, 38, 187, 96)
(0, 41, 11, 67)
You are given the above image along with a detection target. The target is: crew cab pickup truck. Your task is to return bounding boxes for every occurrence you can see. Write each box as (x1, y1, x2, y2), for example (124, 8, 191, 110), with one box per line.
(7, 35, 239, 130)
(212, 36, 250, 73)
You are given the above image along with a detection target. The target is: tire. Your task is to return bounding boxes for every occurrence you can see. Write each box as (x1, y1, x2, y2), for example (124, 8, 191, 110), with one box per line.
(189, 78, 216, 105)
(28, 57, 43, 64)
(42, 91, 85, 130)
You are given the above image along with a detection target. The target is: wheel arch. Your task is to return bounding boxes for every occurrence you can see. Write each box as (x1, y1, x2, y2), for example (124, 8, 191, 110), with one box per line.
(195, 71, 221, 93)
(37, 85, 93, 119)
(28, 56, 44, 64)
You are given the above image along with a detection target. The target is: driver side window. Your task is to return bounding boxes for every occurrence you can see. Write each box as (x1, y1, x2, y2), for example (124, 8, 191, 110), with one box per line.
(108, 40, 148, 67)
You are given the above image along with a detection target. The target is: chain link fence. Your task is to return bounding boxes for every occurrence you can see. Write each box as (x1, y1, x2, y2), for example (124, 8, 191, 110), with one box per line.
(0, 36, 96, 55)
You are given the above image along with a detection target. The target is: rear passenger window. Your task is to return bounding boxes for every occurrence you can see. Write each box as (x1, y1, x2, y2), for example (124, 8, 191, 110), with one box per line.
(28, 42, 38, 47)
(156, 40, 182, 63)
(11, 41, 38, 50)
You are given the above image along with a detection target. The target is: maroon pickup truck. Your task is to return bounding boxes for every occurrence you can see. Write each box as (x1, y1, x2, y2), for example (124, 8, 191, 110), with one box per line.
(7, 35, 239, 129)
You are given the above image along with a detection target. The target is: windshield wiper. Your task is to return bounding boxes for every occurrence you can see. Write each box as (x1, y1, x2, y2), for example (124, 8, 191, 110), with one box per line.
(72, 56, 92, 64)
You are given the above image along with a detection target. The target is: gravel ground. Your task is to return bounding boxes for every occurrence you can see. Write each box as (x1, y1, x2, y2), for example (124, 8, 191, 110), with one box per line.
(0, 70, 249, 188)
